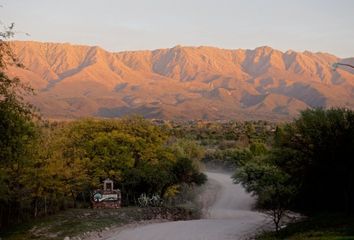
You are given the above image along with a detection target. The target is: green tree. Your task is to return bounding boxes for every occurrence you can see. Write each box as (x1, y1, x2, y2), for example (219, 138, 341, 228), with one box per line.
(0, 23, 38, 227)
(274, 108, 354, 214)
(171, 139, 205, 168)
(233, 155, 295, 233)
(233, 108, 354, 234)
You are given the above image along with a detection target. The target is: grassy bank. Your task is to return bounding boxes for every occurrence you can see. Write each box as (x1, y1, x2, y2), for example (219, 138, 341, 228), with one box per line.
(256, 214, 354, 240)
(0, 206, 200, 240)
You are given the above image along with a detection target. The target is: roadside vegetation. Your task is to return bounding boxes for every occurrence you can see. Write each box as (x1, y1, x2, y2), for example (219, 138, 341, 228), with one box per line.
(0, 113, 207, 230)
(233, 108, 354, 238)
(256, 214, 354, 240)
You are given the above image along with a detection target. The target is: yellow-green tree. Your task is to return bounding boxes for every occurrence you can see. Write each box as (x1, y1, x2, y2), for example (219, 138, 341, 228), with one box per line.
(0, 23, 38, 227)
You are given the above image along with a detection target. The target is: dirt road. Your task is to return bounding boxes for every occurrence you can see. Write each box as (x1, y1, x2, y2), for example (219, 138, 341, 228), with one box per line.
(106, 172, 268, 240)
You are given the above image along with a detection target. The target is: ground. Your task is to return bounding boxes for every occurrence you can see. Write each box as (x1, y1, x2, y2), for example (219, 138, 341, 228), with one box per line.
(256, 214, 354, 240)
(0, 207, 199, 240)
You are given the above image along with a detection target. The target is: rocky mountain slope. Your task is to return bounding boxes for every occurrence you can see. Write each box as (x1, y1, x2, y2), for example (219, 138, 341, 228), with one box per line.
(7, 41, 354, 120)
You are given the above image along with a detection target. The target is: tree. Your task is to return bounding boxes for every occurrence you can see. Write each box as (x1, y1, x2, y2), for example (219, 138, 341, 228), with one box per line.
(0, 22, 38, 227)
(233, 154, 296, 233)
(171, 139, 205, 168)
(233, 108, 354, 234)
(274, 108, 354, 214)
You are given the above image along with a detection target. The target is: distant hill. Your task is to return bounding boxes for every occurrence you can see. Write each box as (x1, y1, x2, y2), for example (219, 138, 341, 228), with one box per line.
(7, 41, 354, 120)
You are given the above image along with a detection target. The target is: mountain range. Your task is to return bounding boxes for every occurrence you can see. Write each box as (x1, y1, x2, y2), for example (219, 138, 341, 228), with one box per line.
(7, 41, 354, 120)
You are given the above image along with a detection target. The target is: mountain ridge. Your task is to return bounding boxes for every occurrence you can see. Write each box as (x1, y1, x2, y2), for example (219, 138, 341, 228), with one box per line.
(7, 41, 354, 120)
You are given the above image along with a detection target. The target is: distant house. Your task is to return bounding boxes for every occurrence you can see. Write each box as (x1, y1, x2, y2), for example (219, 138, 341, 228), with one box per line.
(92, 178, 121, 208)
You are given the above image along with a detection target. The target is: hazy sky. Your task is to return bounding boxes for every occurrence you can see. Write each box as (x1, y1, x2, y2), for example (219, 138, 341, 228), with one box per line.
(1, 0, 353, 57)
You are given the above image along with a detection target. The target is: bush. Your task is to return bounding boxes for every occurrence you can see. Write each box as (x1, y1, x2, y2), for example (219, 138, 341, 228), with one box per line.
(138, 193, 163, 208)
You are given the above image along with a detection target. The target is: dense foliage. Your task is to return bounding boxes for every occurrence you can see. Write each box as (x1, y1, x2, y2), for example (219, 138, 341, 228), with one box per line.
(0, 116, 207, 229)
(233, 108, 354, 231)
(169, 120, 276, 169)
(0, 25, 39, 229)
(274, 108, 354, 214)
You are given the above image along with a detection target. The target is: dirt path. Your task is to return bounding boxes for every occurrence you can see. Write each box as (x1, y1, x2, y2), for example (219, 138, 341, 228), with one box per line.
(104, 172, 269, 240)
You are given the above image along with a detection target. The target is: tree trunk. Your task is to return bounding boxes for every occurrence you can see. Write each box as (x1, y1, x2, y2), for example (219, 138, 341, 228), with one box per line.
(71, 191, 77, 208)
(44, 196, 47, 215)
(34, 198, 38, 218)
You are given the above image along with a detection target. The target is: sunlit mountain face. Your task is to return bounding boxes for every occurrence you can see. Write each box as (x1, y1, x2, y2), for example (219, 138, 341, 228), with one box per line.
(7, 41, 354, 120)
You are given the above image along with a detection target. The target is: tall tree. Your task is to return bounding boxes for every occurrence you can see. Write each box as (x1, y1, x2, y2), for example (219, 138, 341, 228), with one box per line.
(274, 108, 354, 214)
(233, 108, 354, 230)
(0, 22, 38, 227)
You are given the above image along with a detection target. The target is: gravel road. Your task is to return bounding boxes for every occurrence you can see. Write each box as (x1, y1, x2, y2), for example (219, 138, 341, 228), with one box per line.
(106, 172, 268, 240)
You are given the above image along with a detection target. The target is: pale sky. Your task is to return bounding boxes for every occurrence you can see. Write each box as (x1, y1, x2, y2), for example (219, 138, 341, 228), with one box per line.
(1, 0, 353, 57)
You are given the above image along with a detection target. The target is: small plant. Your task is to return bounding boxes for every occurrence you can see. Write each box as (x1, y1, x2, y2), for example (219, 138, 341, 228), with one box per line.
(137, 193, 163, 207)
(150, 194, 163, 207)
(137, 193, 150, 208)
